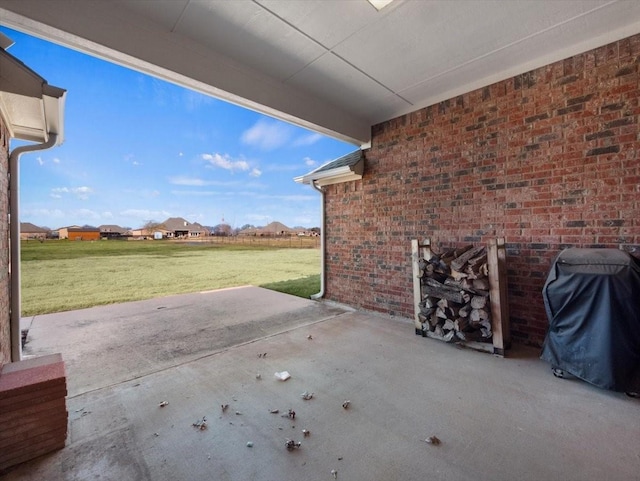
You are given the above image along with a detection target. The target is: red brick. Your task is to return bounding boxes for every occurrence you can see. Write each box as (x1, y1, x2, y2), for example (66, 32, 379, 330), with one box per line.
(0, 399, 67, 432)
(0, 355, 66, 400)
(323, 33, 640, 346)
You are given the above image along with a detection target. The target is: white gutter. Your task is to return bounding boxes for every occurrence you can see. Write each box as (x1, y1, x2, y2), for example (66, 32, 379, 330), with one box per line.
(309, 181, 325, 300)
(9, 134, 58, 361)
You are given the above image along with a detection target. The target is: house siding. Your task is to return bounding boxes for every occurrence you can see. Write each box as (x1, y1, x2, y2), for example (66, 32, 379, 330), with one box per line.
(324, 34, 640, 346)
(0, 120, 10, 366)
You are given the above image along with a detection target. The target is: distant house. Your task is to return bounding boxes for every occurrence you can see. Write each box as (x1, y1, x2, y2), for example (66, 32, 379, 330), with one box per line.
(239, 221, 294, 237)
(261, 221, 293, 237)
(56, 225, 80, 239)
(160, 217, 208, 238)
(20, 222, 48, 240)
(58, 226, 100, 241)
(98, 224, 128, 239)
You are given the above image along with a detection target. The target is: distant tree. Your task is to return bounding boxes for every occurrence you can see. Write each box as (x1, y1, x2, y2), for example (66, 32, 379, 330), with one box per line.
(239, 224, 255, 231)
(142, 220, 165, 236)
(310, 227, 321, 234)
(82, 224, 97, 229)
(212, 223, 232, 236)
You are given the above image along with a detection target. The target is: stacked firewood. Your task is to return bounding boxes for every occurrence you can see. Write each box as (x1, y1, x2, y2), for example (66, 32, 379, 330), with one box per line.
(417, 245, 492, 343)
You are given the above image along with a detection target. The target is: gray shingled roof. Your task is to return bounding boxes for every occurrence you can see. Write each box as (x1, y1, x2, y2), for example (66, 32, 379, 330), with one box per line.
(311, 150, 363, 175)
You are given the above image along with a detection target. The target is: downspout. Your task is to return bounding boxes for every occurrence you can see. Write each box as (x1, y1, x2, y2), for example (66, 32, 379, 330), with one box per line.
(310, 180, 325, 300)
(9, 134, 58, 362)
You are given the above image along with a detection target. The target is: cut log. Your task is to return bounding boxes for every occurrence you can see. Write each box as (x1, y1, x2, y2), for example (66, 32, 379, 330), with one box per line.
(480, 319, 492, 331)
(472, 278, 490, 290)
(421, 277, 464, 304)
(470, 295, 487, 309)
(459, 304, 470, 318)
(423, 297, 438, 309)
(470, 308, 490, 322)
(443, 330, 456, 342)
(468, 253, 487, 268)
(442, 319, 455, 331)
(454, 318, 469, 332)
(419, 306, 435, 317)
(450, 269, 468, 281)
(451, 246, 485, 272)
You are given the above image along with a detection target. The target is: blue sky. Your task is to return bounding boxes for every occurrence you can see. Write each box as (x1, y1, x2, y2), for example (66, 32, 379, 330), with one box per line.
(2, 27, 355, 230)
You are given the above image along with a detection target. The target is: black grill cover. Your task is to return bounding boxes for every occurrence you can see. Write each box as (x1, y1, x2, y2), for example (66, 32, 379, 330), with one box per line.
(541, 248, 640, 392)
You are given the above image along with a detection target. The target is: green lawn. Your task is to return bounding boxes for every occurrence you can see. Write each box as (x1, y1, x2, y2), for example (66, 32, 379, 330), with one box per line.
(21, 239, 320, 316)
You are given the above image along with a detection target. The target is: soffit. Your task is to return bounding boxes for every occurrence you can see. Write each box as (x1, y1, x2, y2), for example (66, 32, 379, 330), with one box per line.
(1, 0, 639, 146)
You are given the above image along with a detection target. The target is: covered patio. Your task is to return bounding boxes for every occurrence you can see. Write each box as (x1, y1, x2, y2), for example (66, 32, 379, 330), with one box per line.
(3, 287, 638, 480)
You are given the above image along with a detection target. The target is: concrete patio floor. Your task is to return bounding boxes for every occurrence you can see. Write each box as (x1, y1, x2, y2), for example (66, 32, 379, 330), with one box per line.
(3, 286, 639, 480)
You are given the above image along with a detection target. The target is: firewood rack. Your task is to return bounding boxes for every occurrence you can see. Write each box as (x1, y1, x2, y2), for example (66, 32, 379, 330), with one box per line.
(411, 238, 511, 356)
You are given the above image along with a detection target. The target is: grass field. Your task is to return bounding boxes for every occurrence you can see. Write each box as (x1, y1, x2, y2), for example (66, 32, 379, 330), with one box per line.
(21, 239, 320, 316)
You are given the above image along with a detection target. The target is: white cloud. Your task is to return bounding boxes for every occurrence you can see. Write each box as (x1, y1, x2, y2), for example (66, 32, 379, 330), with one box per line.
(202, 153, 250, 172)
(250, 168, 262, 177)
(304, 157, 317, 167)
(292, 132, 323, 147)
(53, 157, 61, 164)
(51, 186, 93, 200)
(74, 186, 93, 200)
(37, 157, 44, 166)
(241, 119, 291, 151)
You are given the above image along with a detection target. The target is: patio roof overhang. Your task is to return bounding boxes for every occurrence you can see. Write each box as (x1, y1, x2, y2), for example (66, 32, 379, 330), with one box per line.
(1, 1, 639, 147)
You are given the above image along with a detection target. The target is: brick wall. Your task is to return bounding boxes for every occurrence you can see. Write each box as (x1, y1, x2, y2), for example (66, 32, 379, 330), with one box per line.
(324, 34, 640, 346)
(0, 119, 10, 365)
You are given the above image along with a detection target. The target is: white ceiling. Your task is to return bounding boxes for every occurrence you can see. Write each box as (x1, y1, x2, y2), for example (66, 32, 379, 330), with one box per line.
(1, 0, 640, 146)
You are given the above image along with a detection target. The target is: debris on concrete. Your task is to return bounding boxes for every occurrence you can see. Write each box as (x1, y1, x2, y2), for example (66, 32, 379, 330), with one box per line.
(270, 409, 279, 414)
(256, 373, 262, 380)
(424, 435, 441, 446)
(158, 401, 169, 408)
(302, 429, 310, 437)
(221, 404, 229, 412)
(301, 391, 314, 400)
(76, 408, 92, 417)
(153, 432, 159, 437)
(235, 411, 243, 415)
(258, 353, 268, 358)
(331, 469, 338, 478)
(342, 400, 350, 409)
(274, 371, 291, 381)
(288, 409, 296, 420)
(192, 416, 207, 430)
(246, 441, 254, 448)
(285, 439, 301, 450)
(307, 335, 313, 340)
